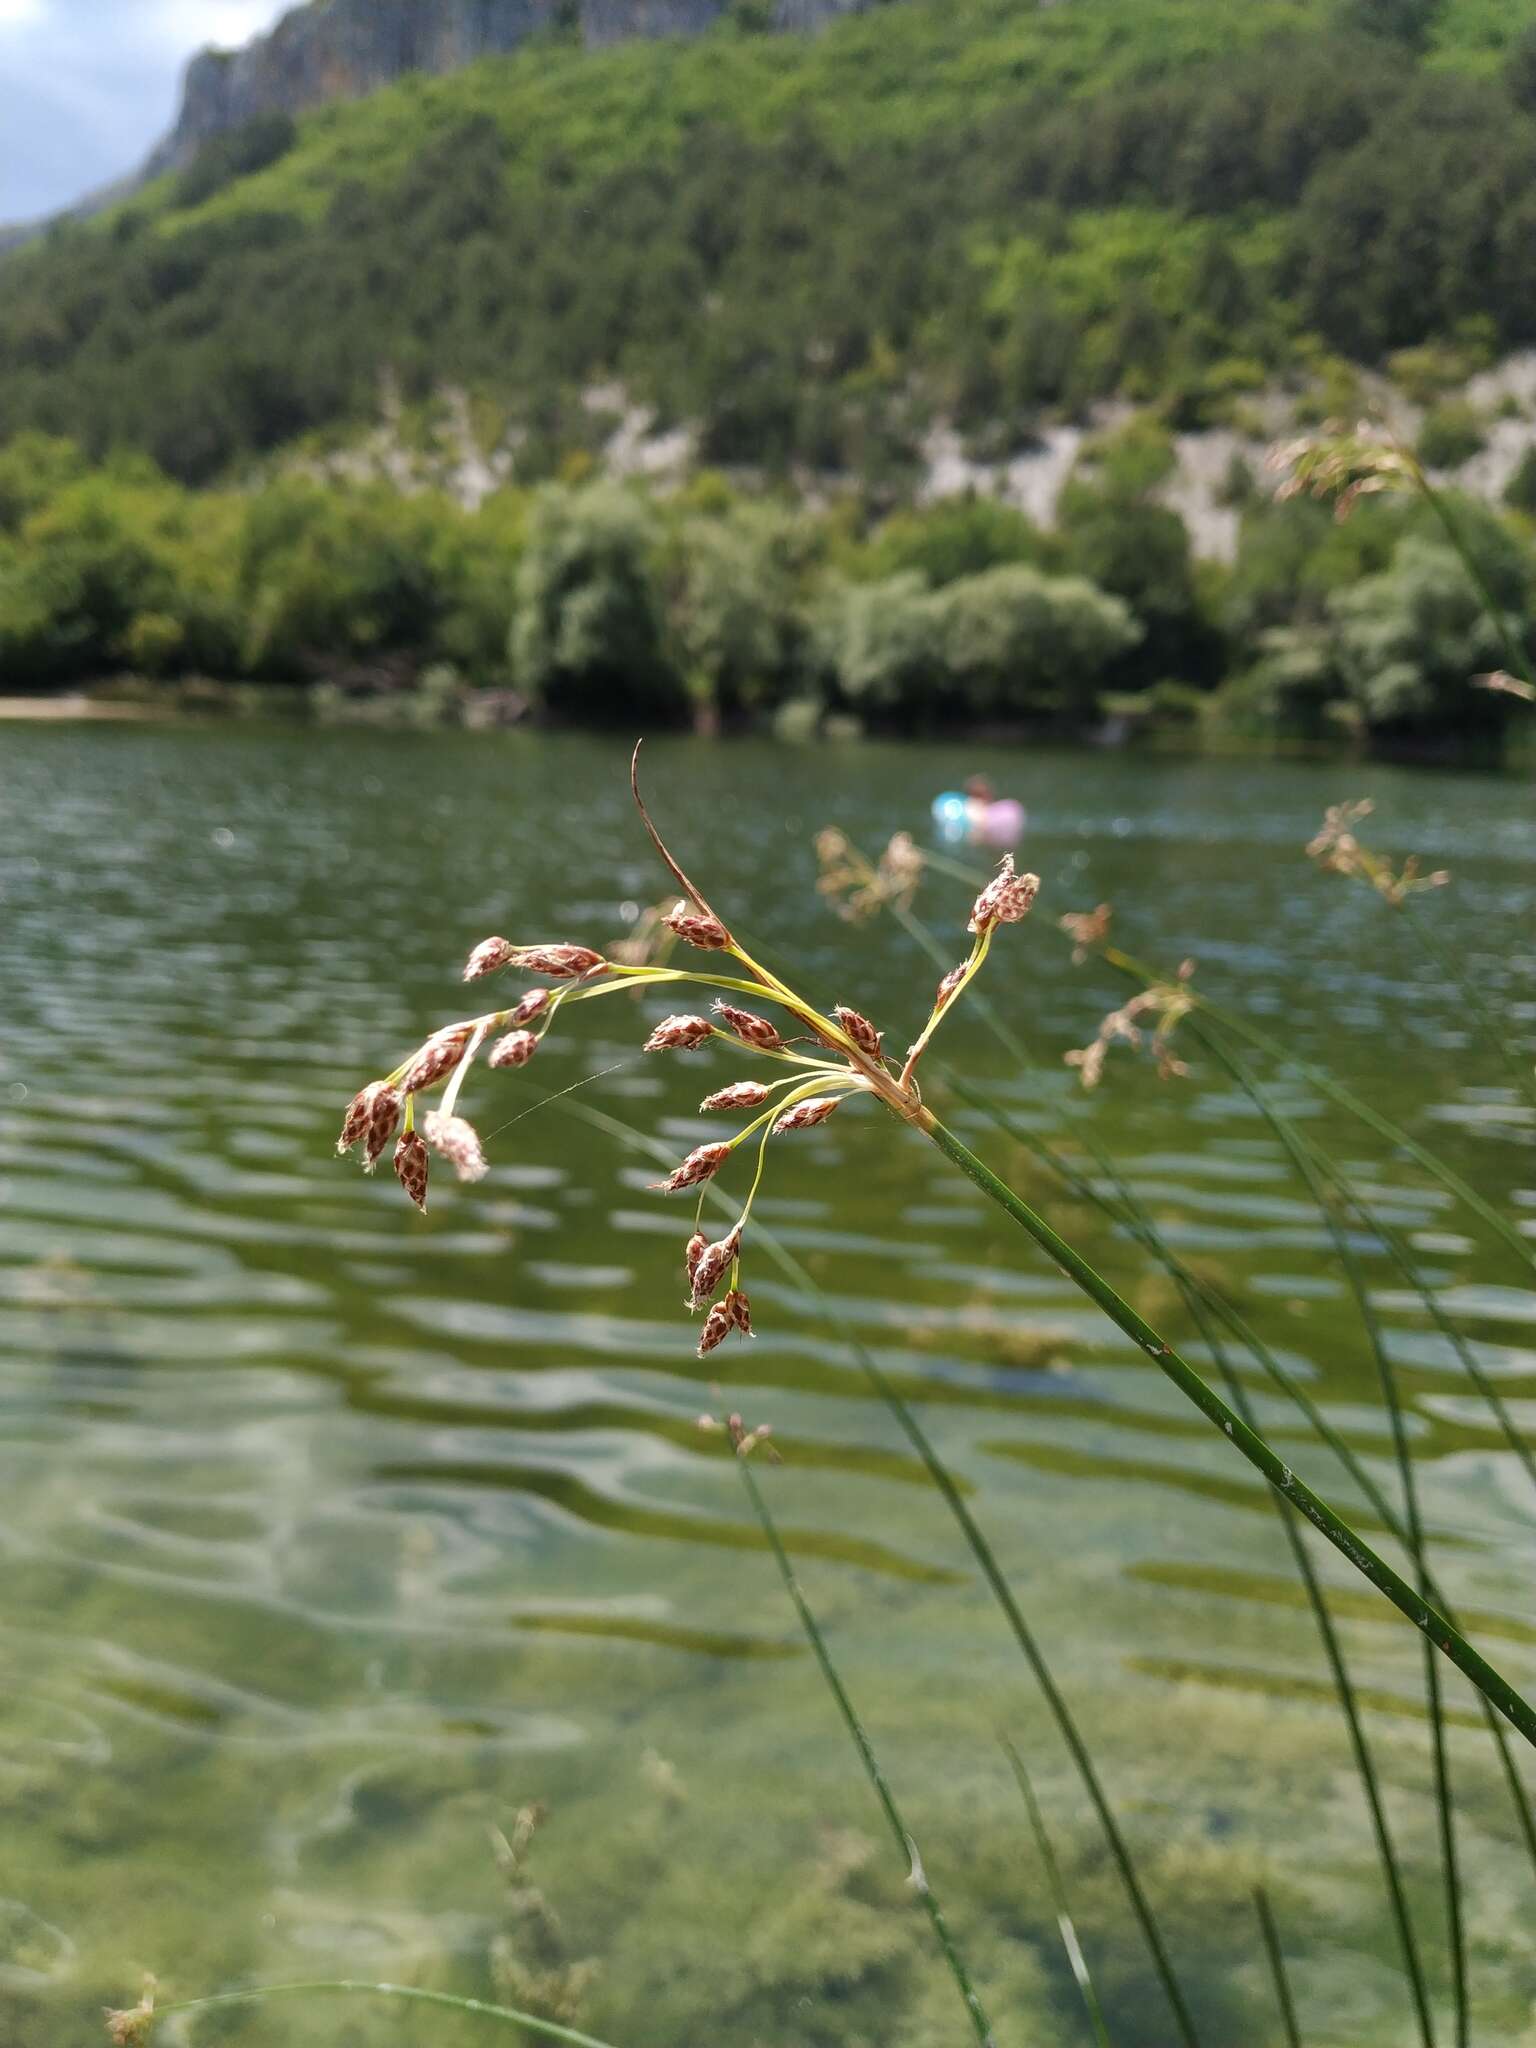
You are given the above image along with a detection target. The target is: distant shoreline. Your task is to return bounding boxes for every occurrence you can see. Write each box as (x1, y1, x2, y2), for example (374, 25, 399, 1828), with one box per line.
(0, 694, 158, 721)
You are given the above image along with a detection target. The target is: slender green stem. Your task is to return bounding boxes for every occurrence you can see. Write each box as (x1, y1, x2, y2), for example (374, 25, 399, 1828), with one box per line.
(1041, 1108, 1434, 2048)
(1003, 1741, 1115, 2048)
(1399, 440, 1531, 689)
(919, 1108, 1536, 1750)
(901, 928, 991, 1088)
(1254, 1892, 1303, 2048)
(733, 1452, 996, 2048)
(1191, 1021, 1465, 2044)
(546, 1086, 1202, 2048)
(153, 1979, 622, 2044)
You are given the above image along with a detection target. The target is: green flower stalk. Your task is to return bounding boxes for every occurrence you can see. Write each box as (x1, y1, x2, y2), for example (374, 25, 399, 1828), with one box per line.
(337, 745, 1536, 1749)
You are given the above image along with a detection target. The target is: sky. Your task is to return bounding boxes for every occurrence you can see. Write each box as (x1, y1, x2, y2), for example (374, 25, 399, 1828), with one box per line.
(0, 0, 289, 223)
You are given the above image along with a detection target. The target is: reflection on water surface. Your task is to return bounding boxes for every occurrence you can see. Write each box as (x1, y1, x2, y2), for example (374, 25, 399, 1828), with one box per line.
(1, 727, 1532, 2044)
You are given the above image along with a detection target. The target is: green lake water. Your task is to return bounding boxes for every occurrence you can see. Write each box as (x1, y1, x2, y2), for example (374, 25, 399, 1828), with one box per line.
(1, 726, 1533, 2046)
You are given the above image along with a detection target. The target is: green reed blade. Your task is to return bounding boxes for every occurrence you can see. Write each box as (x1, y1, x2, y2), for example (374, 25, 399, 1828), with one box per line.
(549, 1087, 1204, 2048)
(1003, 1739, 1115, 2048)
(941, 1067, 1408, 1540)
(1403, 446, 1532, 692)
(153, 1979, 622, 2043)
(1319, 1137, 1536, 1500)
(956, 1069, 1536, 1898)
(919, 1109, 1536, 1751)
(733, 1452, 996, 2048)
(1040, 1109, 1435, 2048)
(1254, 1890, 1304, 2048)
(1190, 1021, 1471, 2045)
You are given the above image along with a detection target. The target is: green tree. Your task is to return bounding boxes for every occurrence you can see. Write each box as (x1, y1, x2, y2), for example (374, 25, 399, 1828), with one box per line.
(510, 483, 686, 723)
(939, 564, 1140, 719)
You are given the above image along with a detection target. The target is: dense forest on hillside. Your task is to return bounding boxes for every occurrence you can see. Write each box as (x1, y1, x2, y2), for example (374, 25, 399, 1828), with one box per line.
(6, 0, 1536, 483)
(4, 0, 1536, 754)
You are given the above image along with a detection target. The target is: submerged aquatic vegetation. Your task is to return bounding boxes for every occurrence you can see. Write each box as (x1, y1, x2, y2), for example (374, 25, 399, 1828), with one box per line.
(331, 747, 1536, 1751)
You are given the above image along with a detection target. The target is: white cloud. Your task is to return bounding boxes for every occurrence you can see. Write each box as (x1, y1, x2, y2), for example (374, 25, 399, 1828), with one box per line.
(1, 0, 290, 222)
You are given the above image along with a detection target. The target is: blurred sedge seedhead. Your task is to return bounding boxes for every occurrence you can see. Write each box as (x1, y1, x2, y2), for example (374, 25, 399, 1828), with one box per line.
(1306, 799, 1449, 906)
(1267, 420, 1417, 521)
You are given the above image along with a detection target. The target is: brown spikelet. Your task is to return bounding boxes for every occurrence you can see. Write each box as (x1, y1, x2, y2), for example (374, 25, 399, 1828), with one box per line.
(934, 962, 968, 1011)
(772, 1095, 841, 1134)
(508, 945, 603, 979)
(833, 1005, 883, 1056)
(689, 1225, 742, 1306)
(339, 1080, 400, 1165)
(684, 1232, 707, 1290)
(421, 1110, 488, 1183)
(651, 1141, 731, 1193)
(394, 1129, 429, 1211)
(664, 901, 731, 950)
(508, 986, 552, 1027)
(968, 855, 1040, 934)
(463, 936, 516, 982)
(1059, 903, 1112, 964)
(399, 1025, 473, 1095)
(362, 1084, 402, 1168)
(642, 1013, 714, 1053)
(726, 1287, 753, 1336)
(489, 1029, 538, 1068)
(699, 1080, 771, 1113)
(712, 1002, 784, 1051)
(697, 1299, 734, 1355)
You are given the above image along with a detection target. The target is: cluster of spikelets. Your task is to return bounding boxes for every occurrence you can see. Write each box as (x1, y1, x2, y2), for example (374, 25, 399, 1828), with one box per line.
(1305, 799, 1449, 906)
(337, 752, 1040, 1359)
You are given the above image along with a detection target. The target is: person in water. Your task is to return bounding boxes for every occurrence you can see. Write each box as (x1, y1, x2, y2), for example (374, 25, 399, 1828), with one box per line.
(963, 776, 996, 836)
(932, 777, 1025, 848)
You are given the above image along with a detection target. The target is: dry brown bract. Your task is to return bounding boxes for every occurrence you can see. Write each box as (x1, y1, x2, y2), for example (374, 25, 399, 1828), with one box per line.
(394, 1128, 430, 1210)
(1267, 420, 1417, 521)
(1065, 966, 1196, 1089)
(664, 902, 732, 950)
(1306, 798, 1449, 905)
(489, 1029, 539, 1068)
(712, 1002, 785, 1051)
(642, 1013, 714, 1052)
(652, 1142, 732, 1193)
(1059, 903, 1112, 965)
(968, 855, 1040, 935)
(816, 827, 926, 920)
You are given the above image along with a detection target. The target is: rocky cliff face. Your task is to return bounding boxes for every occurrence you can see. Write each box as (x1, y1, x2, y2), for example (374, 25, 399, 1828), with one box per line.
(144, 0, 871, 176)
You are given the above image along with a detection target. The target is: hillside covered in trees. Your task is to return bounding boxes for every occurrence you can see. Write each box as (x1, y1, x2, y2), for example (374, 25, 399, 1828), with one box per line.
(4, 0, 1536, 755)
(10, 0, 1536, 478)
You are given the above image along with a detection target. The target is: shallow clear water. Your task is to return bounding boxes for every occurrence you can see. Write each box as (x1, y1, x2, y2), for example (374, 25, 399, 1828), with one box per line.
(1, 726, 1533, 2046)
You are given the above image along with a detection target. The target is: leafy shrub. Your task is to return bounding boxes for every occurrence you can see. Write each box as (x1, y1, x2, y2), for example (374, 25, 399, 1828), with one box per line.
(1416, 400, 1485, 470)
(511, 483, 687, 724)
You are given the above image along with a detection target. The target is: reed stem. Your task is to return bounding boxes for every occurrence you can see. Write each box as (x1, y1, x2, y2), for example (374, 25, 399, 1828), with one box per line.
(918, 1108, 1536, 1750)
(1254, 1891, 1303, 2048)
(733, 1451, 996, 2048)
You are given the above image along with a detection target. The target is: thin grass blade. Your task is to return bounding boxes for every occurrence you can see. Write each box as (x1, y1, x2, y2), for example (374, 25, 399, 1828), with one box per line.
(1003, 1739, 1115, 2048)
